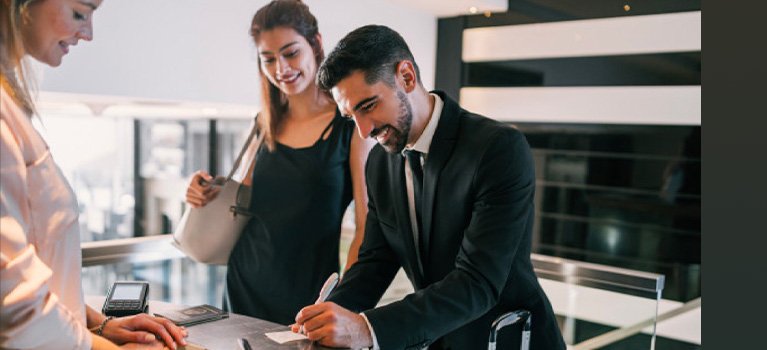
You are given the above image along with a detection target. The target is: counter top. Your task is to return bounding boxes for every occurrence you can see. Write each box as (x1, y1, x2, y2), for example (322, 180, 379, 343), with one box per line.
(86, 296, 337, 350)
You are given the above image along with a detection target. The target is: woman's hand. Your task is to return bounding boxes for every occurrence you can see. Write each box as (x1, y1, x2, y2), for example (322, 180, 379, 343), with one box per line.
(101, 313, 188, 350)
(186, 171, 221, 208)
(119, 340, 170, 350)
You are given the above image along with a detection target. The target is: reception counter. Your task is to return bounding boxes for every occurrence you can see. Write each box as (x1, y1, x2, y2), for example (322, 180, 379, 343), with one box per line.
(86, 296, 337, 350)
(83, 236, 680, 349)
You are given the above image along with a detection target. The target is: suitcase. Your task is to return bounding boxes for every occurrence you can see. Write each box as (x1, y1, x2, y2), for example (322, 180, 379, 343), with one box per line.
(488, 310, 531, 350)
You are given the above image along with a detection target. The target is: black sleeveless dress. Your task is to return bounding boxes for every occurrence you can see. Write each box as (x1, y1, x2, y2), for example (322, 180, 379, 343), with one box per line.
(223, 111, 355, 325)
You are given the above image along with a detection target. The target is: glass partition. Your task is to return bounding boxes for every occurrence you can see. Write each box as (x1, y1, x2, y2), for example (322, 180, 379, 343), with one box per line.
(43, 114, 254, 241)
(40, 114, 135, 242)
(532, 254, 664, 349)
(81, 236, 226, 307)
(82, 258, 226, 307)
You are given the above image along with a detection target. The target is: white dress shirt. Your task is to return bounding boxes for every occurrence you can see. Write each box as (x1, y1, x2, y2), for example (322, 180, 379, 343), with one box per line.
(401, 93, 443, 269)
(362, 93, 444, 350)
(1, 86, 92, 349)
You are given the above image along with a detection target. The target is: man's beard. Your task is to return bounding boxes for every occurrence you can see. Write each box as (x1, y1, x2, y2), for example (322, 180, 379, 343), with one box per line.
(378, 90, 413, 154)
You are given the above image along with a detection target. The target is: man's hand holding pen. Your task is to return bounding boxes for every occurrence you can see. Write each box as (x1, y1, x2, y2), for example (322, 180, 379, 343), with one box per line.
(291, 302, 373, 349)
(290, 272, 373, 348)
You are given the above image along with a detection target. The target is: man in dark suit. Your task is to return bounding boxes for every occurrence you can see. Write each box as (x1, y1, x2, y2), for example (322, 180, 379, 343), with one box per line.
(292, 25, 565, 350)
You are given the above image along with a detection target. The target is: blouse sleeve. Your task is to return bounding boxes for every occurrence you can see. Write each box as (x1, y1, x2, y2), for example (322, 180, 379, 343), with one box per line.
(1, 117, 92, 349)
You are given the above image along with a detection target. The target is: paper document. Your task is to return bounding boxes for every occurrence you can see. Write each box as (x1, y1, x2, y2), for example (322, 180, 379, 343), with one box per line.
(265, 331, 308, 344)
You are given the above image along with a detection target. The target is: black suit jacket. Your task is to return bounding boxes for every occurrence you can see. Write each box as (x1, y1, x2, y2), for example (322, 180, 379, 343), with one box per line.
(329, 91, 565, 350)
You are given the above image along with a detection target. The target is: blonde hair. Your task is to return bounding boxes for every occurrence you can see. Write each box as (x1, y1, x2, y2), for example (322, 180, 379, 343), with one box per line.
(1, 0, 37, 115)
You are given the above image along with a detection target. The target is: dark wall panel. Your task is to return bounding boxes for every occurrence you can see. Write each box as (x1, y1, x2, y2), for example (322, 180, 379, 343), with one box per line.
(466, 52, 701, 87)
(519, 123, 701, 301)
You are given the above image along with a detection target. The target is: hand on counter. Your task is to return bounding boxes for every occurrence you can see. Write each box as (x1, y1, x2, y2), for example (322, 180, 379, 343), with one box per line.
(120, 339, 170, 350)
(292, 302, 372, 349)
(102, 313, 188, 350)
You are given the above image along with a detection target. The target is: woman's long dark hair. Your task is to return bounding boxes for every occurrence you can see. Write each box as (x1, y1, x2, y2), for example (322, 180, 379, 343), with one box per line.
(251, 0, 326, 150)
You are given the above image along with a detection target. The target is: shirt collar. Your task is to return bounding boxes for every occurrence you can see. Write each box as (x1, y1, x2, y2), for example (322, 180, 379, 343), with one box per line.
(402, 93, 444, 157)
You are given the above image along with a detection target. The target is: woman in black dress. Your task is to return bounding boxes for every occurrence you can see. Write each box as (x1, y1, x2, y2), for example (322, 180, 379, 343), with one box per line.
(185, 0, 373, 325)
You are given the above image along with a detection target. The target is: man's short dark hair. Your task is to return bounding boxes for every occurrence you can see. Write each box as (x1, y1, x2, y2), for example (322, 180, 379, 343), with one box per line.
(317, 25, 421, 90)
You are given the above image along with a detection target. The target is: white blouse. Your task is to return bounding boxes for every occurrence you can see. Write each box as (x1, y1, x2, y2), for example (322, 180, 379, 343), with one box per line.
(1, 86, 92, 349)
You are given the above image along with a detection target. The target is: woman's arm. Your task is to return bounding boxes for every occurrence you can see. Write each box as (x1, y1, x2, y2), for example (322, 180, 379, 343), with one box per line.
(86, 305, 187, 348)
(1, 119, 94, 350)
(91, 335, 121, 350)
(93, 335, 168, 350)
(344, 131, 375, 271)
(86, 304, 107, 329)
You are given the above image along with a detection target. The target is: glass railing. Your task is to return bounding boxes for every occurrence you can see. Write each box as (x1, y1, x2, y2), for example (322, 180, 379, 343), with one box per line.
(81, 235, 666, 349)
(81, 235, 226, 307)
(532, 254, 664, 349)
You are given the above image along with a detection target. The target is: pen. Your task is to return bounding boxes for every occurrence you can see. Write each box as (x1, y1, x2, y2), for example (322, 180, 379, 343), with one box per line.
(237, 338, 253, 350)
(300, 272, 339, 334)
(315, 272, 339, 304)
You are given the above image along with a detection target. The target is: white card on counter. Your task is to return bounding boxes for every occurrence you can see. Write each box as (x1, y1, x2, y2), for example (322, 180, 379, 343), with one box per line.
(265, 331, 308, 344)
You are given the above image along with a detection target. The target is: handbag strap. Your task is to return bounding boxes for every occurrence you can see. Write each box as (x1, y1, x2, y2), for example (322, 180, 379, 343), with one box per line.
(226, 114, 263, 181)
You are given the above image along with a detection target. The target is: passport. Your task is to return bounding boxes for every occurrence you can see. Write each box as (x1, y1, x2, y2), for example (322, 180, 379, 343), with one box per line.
(155, 304, 228, 326)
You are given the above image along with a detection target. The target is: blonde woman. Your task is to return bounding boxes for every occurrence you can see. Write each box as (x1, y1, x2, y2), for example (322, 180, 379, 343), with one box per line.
(1, 1, 187, 349)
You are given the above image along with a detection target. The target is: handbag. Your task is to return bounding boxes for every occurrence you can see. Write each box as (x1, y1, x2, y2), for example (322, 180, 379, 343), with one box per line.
(172, 118, 262, 265)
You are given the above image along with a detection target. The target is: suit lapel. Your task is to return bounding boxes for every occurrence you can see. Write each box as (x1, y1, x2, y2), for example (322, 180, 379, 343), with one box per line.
(421, 92, 461, 271)
(389, 152, 425, 282)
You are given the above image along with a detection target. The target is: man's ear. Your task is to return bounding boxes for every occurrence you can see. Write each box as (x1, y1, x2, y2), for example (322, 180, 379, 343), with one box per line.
(396, 60, 418, 93)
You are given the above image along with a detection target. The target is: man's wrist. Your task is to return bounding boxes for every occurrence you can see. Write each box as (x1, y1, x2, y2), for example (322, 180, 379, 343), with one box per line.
(359, 313, 379, 350)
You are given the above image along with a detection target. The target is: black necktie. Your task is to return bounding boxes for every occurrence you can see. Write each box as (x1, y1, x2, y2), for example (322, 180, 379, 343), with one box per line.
(405, 150, 425, 259)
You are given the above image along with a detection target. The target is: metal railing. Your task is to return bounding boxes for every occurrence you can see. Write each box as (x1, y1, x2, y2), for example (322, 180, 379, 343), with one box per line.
(81, 234, 184, 267)
(82, 236, 663, 295)
(531, 253, 664, 300)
